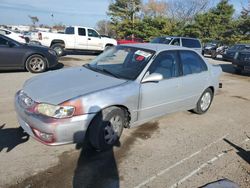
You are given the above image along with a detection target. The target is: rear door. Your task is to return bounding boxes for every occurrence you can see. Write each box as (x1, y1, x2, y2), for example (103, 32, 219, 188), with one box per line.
(87, 29, 103, 50)
(178, 50, 209, 109)
(74, 27, 88, 50)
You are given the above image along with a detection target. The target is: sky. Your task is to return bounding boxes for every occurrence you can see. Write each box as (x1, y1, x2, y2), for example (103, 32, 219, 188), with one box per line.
(0, 0, 249, 28)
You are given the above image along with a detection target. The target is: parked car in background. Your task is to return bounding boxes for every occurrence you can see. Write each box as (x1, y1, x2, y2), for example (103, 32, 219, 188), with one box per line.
(31, 26, 117, 56)
(0, 28, 26, 43)
(232, 50, 250, 74)
(223, 44, 250, 61)
(15, 43, 222, 150)
(0, 34, 58, 73)
(150, 36, 202, 54)
(117, 37, 144, 44)
(202, 41, 228, 59)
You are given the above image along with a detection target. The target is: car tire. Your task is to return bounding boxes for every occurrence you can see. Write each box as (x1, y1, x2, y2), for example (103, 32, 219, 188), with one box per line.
(192, 88, 213, 114)
(25, 54, 47, 73)
(211, 51, 217, 59)
(51, 44, 64, 57)
(88, 107, 125, 151)
(104, 45, 113, 52)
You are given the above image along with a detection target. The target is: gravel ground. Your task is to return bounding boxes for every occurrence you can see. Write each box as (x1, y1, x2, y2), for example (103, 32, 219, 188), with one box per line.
(0, 55, 249, 188)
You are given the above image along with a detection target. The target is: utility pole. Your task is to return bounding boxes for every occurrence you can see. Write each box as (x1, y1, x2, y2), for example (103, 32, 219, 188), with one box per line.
(132, 1, 135, 40)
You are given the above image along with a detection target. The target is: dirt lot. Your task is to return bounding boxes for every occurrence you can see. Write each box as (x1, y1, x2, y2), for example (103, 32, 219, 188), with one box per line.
(0, 55, 249, 188)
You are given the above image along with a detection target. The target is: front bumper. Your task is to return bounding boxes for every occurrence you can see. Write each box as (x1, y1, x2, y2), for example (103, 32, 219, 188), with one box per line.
(46, 53, 58, 68)
(15, 93, 95, 145)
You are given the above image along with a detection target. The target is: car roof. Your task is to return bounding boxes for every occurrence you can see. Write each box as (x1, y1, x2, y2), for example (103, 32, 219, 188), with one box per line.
(121, 43, 193, 52)
(154, 36, 200, 40)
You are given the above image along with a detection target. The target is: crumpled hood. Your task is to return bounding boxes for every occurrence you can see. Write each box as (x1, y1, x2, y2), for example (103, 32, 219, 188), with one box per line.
(23, 67, 127, 104)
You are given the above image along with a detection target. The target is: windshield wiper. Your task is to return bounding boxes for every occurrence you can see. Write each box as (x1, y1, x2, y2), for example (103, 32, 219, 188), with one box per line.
(83, 64, 121, 79)
(100, 68, 120, 79)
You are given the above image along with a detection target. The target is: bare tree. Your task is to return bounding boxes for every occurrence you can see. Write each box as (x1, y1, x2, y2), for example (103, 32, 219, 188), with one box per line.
(241, 0, 250, 17)
(168, 0, 210, 22)
(96, 20, 116, 37)
(28, 15, 39, 29)
(142, 0, 168, 17)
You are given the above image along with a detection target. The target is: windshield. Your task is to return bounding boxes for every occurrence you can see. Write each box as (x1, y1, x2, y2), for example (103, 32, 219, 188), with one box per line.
(86, 46, 155, 80)
(150, 37, 172, 44)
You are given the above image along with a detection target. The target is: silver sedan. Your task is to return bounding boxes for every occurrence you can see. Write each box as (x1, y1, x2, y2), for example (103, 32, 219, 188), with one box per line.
(15, 43, 222, 150)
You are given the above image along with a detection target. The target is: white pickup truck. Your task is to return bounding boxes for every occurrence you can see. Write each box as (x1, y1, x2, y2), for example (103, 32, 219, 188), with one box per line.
(32, 26, 117, 56)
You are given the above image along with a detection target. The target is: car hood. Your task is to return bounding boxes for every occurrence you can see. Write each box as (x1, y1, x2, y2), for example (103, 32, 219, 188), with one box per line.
(23, 67, 127, 104)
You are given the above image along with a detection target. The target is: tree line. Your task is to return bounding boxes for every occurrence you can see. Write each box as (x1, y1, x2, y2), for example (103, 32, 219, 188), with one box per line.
(96, 0, 250, 44)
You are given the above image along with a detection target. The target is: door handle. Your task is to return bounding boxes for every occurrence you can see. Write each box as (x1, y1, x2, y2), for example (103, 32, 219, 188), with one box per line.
(88, 38, 91, 40)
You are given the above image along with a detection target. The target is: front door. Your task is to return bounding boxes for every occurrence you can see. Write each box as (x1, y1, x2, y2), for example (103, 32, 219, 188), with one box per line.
(138, 50, 183, 121)
(87, 29, 103, 51)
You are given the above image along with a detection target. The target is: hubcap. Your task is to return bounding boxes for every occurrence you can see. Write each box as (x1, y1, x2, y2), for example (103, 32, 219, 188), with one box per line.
(54, 47, 63, 55)
(200, 92, 211, 111)
(29, 57, 45, 72)
(104, 115, 122, 145)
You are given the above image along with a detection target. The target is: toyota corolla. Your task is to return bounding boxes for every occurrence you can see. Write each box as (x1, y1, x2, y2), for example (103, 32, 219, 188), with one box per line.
(15, 43, 222, 150)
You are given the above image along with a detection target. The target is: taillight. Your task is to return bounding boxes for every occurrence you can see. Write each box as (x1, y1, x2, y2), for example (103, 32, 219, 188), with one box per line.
(38, 32, 42, 40)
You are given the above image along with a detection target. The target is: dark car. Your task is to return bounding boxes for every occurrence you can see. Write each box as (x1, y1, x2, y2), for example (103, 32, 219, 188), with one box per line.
(222, 44, 250, 61)
(0, 34, 58, 73)
(202, 41, 226, 58)
(232, 50, 250, 74)
(150, 36, 202, 54)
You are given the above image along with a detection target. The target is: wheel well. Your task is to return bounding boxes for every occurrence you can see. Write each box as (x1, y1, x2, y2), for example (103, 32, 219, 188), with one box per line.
(208, 86, 214, 94)
(93, 105, 131, 128)
(105, 44, 114, 47)
(50, 40, 65, 47)
(24, 53, 48, 69)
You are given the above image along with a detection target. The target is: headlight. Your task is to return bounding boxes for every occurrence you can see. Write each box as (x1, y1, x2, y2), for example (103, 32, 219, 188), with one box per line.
(48, 49, 57, 56)
(36, 103, 75, 118)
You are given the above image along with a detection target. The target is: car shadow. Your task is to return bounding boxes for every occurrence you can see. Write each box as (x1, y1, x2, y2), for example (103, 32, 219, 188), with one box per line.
(73, 143, 120, 188)
(0, 123, 29, 152)
(50, 62, 64, 70)
(64, 50, 100, 56)
(219, 64, 250, 76)
(73, 109, 120, 188)
(223, 138, 250, 164)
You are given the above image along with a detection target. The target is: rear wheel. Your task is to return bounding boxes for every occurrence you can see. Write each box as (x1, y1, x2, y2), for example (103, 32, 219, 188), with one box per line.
(192, 88, 213, 114)
(88, 107, 125, 151)
(51, 44, 64, 57)
(25, 55, 47, 73)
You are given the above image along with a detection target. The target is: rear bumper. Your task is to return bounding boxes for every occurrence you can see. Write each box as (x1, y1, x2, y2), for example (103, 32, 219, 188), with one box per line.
(15, 92, 95, 145)
(232, 61, 250, 71)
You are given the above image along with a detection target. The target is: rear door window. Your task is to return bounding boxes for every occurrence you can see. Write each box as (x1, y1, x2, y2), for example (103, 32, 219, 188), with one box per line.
(0, 37, 8, 46)
(78, 28, 86, 36)
(65, 27, 75, 34)
(182, 38, 201, 48)
(179, 50, 207, 75)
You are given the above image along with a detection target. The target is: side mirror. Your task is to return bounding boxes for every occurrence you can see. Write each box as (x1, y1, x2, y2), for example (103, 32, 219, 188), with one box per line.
(141, 73, 163, 83)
